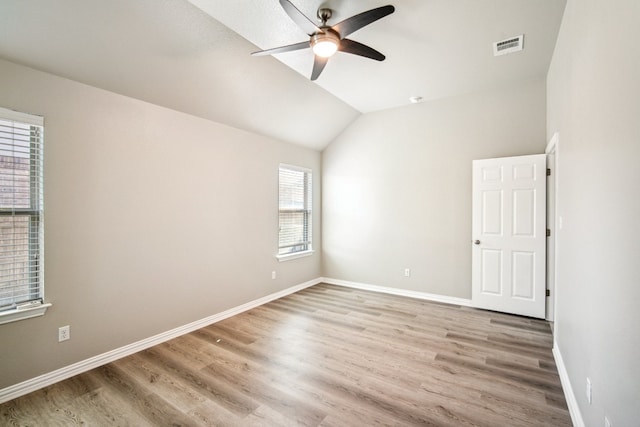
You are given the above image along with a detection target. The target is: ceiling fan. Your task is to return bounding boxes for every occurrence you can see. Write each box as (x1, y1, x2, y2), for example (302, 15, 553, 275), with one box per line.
(252, 0, 395, 81)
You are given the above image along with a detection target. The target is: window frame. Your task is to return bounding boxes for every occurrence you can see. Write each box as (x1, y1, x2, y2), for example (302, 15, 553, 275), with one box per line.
(277, 164, 313, 262)
(0, 107, 50, 325)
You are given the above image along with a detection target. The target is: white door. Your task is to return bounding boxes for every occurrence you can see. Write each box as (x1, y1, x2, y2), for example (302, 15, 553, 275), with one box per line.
(472, 154, 546, 318)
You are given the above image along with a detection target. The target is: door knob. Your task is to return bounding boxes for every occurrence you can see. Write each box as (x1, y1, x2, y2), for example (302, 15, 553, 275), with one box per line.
(474, 240, 481, 245)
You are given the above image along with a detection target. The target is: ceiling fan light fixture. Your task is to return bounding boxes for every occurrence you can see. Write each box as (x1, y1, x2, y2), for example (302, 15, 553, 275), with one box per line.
(311, 32, 340, 57)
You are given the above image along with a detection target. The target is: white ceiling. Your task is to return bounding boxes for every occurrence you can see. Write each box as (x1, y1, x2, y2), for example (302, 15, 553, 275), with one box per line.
(0, 0, 566, 150)
(191, 0, 566, 113)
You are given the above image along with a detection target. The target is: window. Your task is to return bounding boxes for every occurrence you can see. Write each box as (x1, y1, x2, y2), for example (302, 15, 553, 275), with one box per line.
(0, 107, 48, 324)
(278, 164, 312, 259)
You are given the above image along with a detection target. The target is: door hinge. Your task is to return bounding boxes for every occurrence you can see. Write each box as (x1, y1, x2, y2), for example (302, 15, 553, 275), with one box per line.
(546, 229, 551, 237)
(546, 289, 550, 297)
(547, 168, 551, 176)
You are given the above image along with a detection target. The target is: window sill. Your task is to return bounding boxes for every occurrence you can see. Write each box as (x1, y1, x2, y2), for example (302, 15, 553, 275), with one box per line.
(0, 302, 52, 325)
(276, 250, 314, 262)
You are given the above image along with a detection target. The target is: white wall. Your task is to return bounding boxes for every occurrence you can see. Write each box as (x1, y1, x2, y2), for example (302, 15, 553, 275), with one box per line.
(322, 79, 546, 298)
(547, 0, 640, 425)
(0, 59, 322, 389)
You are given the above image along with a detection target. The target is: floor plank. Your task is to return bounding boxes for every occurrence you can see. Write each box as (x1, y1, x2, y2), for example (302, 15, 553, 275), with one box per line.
(0, 283, 572, 426)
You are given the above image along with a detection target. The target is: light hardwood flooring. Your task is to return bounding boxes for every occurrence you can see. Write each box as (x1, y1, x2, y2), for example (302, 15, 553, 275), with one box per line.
(1, 283, 572, 426)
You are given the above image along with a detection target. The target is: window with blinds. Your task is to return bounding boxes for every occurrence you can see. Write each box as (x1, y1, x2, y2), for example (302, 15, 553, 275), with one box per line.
(278, 164, 312, 257)
(0, 107, 44, 313)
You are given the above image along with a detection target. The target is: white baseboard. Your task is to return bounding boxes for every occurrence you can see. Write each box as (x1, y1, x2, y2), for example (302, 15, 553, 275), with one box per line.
(321, 277, 472, 307)
(553, 341, 585, 427)
(0, 278, 321, 404)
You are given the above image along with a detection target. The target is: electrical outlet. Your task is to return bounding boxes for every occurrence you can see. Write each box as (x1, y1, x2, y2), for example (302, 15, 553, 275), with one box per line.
(271, 271, 277, 280)
(586, 377, 592, 404)
(58, 325, 70, 342)
(404, 268, 411, 277)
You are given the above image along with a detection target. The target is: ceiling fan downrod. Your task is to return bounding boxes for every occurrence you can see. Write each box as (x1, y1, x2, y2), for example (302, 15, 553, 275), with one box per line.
(317, 8, 332, 26)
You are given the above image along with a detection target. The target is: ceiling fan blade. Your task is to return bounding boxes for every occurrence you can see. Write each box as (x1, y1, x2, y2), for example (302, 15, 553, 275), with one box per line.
(332, 5, 395, 39)
(251, 41, 310, 56)
(338, 39, 385, 61)
(279, 0, 323, 36)
(310, 55, 329, 81)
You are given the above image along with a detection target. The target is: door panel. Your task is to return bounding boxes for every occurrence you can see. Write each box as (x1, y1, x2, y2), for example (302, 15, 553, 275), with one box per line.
(513, 189, 535, 236)
(512, 251, 534, 299)
(482, 190, 503, 235)
(472, 154, 546, 318)
(481, 249, 503, 295)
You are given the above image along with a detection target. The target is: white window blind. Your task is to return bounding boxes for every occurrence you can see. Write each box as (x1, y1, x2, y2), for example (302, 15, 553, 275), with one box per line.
(0, 107, 44, 312)
(278, 164, 312, 256)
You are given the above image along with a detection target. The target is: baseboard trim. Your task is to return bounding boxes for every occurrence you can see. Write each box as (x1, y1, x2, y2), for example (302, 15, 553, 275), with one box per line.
(553, 341, 585, 427)
(0, 278, 321, 404)
(321, 277, 472, 307)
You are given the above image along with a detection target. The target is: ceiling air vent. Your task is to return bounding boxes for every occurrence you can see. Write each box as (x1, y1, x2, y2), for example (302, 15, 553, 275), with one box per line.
(493, 35, 524, 56)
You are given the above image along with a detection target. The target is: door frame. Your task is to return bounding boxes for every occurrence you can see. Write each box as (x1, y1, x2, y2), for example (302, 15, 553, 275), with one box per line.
(545, 133, 559, 322)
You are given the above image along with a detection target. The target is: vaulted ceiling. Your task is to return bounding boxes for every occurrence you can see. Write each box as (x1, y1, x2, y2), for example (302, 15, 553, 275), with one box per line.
(0, 0, 566, 150)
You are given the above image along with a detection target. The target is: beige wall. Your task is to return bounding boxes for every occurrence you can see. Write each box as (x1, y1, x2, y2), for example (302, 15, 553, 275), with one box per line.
(322, 79, 546, 298)
(547, 0, 640, 425)
(0, 59, 322, 389)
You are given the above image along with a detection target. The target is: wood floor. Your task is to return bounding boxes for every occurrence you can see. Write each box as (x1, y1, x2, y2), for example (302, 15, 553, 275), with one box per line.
(1, 283, 572, 426)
